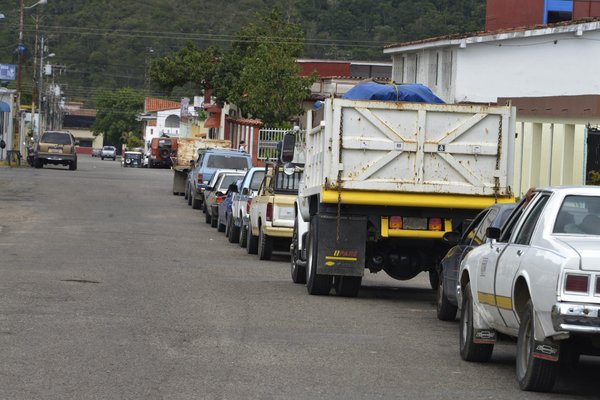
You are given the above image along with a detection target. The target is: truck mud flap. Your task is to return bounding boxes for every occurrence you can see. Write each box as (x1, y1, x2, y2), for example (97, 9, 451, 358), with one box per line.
(315, 214, 366, 277)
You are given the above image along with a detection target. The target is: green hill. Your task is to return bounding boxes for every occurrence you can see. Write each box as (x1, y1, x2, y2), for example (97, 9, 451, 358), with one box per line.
(0, 0, 486, 105)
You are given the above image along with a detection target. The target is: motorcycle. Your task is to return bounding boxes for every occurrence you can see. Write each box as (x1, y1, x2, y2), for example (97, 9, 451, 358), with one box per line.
(26, 145, 35, 167)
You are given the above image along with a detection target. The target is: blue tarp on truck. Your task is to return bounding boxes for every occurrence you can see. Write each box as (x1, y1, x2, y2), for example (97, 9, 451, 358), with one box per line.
(342, 82, 445, 104)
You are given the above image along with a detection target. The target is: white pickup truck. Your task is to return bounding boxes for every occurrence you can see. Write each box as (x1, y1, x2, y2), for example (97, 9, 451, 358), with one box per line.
(247, 163, 303, 261)
(459, 186, 600, 392)
(286, 97, 516, 297)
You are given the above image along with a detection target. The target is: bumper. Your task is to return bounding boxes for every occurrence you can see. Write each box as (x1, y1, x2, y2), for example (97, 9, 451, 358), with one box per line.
(37, 154, 76, 162)
(551, 302, 600, 334)
(263, 225, 292, 238)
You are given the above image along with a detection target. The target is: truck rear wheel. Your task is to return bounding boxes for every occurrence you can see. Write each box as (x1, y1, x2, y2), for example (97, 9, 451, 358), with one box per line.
(258, 225, 273, 260)
(306, 218, 331, 295)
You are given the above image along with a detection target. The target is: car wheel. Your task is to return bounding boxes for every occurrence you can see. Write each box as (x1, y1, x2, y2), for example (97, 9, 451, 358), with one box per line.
(34, 158, 43, 169)
(258, 225, 273, 260)
(205, 208, 212, 224)
(306, 217, 332, 296)
(228, 216, 240, 244)
(211, 210, 218, 228)
(192, 191, 202, 210)
(217, 214, 226, 232)
(333, 275, 361, 297)
(184, 184, 189, 201)
(516, 300, 559, 392)
(290, 218, 306, 284)
(239, 223, 248, 248)
(69, 159, 77, 171)
(436, 269, 458, 321)
(246, 220, 258, 254)
(460, 282, 494, 362)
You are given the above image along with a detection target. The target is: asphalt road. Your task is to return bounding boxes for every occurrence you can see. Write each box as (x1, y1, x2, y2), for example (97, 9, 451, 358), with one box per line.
(0, 157, 598, 400)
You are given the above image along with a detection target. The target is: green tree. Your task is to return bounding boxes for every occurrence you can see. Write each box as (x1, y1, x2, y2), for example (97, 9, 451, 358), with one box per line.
(148, 44, 221, 96)
(91, 88, 144, 146)
(213, 9, 316, 126)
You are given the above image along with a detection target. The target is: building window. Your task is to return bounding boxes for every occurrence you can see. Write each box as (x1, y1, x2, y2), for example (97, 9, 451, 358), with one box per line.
(545, 0, 572, 24)
(165, 114, 180, 128)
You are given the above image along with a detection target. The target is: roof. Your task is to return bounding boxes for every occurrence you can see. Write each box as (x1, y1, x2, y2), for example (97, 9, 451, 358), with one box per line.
(145, 97, 181, 113)
(384, 17, 600, 53)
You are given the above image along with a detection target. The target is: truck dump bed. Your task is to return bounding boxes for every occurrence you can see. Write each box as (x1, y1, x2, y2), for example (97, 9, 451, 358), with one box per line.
(172, 138, 230, 171)
(303, 98, 515, 198)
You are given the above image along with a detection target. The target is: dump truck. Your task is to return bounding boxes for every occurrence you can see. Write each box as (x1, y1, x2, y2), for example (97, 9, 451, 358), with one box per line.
(171, 137, 230, 196)
(287, 96, 516, 297)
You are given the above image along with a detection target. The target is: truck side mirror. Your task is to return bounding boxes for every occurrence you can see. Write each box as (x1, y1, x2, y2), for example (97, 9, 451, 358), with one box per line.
(280, 132, 296, 163)
(242, 187, 249, 196)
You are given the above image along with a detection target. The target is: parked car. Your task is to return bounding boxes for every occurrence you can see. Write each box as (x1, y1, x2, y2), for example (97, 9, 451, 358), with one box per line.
(101, 145, 117, 161)
(227, 167, 265, 246)
(458, 186, 600, 392)
(33, 130, 78, 171)
(122, 151, 143, 168)
(247, 163, 302, 260)
(91, 148, 101, 157)
(188, 149, 252, 210)
(436, 203, 516, 321)
(203, 170, 246, 227)
(217, 179, 241, 234)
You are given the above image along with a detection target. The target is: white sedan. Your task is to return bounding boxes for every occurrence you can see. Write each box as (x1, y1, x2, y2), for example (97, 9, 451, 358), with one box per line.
(458, 186, 600, 392)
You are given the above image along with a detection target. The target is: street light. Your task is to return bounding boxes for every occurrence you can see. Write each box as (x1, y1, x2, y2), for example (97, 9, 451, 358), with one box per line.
(14, 0, 47, 158)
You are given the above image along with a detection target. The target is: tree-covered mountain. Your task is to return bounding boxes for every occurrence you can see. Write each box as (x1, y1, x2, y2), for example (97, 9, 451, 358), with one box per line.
(0, 0, 486, 106)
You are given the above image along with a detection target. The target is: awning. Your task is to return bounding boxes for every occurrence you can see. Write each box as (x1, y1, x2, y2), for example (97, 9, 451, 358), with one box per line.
(0, 101, 10, 112)
(204, 112, 221, 128)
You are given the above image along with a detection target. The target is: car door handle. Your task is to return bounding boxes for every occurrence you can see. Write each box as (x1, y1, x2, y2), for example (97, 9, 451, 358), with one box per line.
(517, 250, 523, 256)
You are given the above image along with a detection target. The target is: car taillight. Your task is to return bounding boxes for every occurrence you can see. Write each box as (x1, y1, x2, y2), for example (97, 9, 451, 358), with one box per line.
(428, 218, 443, 231)
(216, 195, 225, 204)
(389, 216, 402, 229)
(246, 199, 252, 214)
(565, 274, 589, 293)
(266, 202, 273, 222)
(197, 173, 203, 185)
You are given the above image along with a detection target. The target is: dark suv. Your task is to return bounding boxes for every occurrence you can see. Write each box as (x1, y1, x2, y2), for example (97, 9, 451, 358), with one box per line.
(34, 131, 78, 170)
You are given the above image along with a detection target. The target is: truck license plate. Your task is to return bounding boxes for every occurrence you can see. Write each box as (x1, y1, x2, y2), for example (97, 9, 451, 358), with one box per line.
(403, 217, 427, 230)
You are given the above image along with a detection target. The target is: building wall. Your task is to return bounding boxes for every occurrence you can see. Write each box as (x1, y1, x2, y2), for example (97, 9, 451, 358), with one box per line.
(486, 0, 545, 31)
(574, 1, 600, 19)
(454, 30, 600, 103)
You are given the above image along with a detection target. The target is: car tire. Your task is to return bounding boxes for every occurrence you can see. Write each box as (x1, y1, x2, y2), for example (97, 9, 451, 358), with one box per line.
(437, 270, 458, 321)
(69, 159, 77, 171)
(192, 191, 202, 210)
(460, 282, 494, 362)
(429, 269, 439, 290)
(516, 300, 559, 392)
(306, 217, 332, 296)
(258, 225, 273, 260)
(34, 158, 43, 169)
(333, 275, 361, 297)
(184, 185, 189, 201)
(211, 210, 218, 228)
(205, 208, 212, 224)
(239, 223, 248, 248)
(101, 156, 104, 160)
(246, 221, 259, 254)
(290, 219, 306, 284)
(228, 216, 240, 244)
(217, 215, 226, 232)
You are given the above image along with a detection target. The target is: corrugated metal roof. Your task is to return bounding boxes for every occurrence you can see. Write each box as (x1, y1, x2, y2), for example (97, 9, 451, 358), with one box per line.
(384, 17, 600, 52)
(145, 97, 181, 113)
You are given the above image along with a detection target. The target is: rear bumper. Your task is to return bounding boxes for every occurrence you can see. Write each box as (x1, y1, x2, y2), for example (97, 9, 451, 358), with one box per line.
(263, 225, 293, 238)
(551, 302, 600, 334)
(37, 154, 76, 163)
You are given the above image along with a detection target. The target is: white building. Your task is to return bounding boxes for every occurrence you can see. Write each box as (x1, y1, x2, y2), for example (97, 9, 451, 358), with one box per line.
(384, 19, 600, 195)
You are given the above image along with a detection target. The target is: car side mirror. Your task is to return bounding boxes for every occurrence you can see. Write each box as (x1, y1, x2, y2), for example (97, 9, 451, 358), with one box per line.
(228, 183, 238, 193)
(242, 187, 249, 196)
(486, 227, 501, 240)
(442, 231, 461, 245)
(279, 132, 296, 163)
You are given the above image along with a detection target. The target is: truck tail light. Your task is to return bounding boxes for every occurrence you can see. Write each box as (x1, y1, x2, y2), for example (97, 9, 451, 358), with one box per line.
(389, 216, 402, 229)
(428, 218, 443, 231)
(266, 202, 273, 222)
(197, 173, 203, 185)
(246, 198, 252, 214)
(565, 274, 589, 293)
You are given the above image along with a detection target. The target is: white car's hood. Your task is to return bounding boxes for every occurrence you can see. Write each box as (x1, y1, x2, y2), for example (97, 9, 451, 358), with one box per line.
(557, 237, 600, 271)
